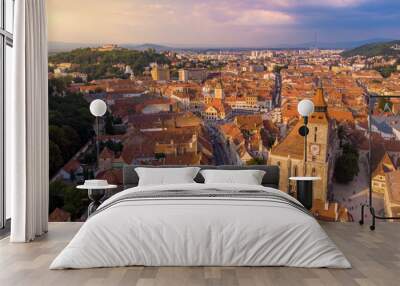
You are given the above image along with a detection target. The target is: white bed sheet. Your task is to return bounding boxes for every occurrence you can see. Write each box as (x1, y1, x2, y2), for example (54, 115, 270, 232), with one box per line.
(50, 183, 351, 269)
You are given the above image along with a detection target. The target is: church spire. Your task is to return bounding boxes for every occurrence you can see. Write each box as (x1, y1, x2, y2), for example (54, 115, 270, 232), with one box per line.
(313, 81, 327, 112)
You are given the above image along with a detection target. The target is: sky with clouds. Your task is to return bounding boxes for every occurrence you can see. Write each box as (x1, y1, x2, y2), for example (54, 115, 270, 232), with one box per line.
(47, 0, 400, 47)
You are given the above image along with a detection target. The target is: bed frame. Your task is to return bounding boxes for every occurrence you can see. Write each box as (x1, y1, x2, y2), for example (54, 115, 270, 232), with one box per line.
(123, 165, 280, 190)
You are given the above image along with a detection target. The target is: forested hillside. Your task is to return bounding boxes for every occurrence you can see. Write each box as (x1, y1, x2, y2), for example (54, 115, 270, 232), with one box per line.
(342, 40, 400, 58)
(49, 48, 171, 80)
(48, 78, 94, 176)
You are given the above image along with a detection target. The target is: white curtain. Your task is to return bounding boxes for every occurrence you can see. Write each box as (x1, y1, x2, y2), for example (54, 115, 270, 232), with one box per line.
(7, 0, 49, 242)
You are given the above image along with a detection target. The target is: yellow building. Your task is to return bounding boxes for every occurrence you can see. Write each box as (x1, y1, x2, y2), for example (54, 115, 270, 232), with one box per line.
(214, 82, 224, 99)
(384, 171, 400, 219)
(202, 99, 231, 121)
(268, 87, 338, 202)
(245, 95, 258, 107)
(179, 68, 208, 82)
(151, 65, 170, 81)
(372, 152, 396, 194)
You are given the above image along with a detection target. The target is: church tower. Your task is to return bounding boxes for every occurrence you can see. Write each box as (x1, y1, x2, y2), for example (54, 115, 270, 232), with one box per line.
(306, 86, 331, 201)
(214, 82, 224, 100)
(268, 84, 336, 203)
(307, 86, 329, 164)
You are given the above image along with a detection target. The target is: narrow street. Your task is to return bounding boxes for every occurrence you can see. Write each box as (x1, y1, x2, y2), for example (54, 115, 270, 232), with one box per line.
(206, 124, 237, 165)
(273, 72, 282, 108)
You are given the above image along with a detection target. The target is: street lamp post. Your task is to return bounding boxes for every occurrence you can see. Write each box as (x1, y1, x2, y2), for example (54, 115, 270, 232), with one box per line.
(297, 99, 315, 176)
(89, 99, 107, 168)
(290, 99, 318, 210)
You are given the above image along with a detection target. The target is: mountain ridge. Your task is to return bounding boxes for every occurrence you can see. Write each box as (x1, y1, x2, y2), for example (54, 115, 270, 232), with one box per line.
(48, 38, 396, 54)
(341, 40, 400, 58)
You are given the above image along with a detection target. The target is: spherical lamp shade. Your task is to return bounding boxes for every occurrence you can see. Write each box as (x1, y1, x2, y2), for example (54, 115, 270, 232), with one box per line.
(297, 99, 315, 117)
(90, 99, 107, 117)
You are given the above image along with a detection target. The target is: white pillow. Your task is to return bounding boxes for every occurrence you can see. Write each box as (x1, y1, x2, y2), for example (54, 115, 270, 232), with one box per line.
(200, 169, 266, 185)
(135, 167, 200, 186)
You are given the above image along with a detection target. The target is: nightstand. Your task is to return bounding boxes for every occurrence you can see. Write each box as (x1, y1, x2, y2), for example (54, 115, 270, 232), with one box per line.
(289, 177, 321, 210)
(77, 180, 117, 216)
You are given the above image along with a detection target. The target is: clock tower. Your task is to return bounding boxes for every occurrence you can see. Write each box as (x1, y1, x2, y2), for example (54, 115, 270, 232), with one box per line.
(214, 81, 224, 100)
(306, 86, 332, 201)
(307, 87, 329, 163)
(268, 84, 338, 203)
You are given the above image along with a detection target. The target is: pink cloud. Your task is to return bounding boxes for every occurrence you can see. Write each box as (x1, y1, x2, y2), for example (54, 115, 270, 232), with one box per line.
(266, 0, 368, 8)
(236, 9, 294, 26)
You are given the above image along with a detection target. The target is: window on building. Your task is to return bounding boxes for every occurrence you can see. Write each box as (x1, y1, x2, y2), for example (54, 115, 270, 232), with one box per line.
(314, 127, 318, 142)
(1, 0, 14, 230)
(293, 165, 298, 176)
(312, 168, 317, 176)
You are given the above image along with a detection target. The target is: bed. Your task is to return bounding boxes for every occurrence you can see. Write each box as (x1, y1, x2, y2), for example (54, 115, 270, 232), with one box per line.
(50, 165, 351, 269)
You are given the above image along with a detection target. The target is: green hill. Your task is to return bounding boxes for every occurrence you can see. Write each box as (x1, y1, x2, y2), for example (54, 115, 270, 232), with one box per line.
(341, 40, 400, 58)
(49, 48, 170, 80)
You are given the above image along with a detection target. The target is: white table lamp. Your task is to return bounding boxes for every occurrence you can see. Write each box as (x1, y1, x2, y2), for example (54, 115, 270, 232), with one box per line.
(89, 99, 107, 168)
(297, 99, 315, 175)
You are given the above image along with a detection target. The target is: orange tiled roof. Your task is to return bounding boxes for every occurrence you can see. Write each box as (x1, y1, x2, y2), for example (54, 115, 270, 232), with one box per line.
(327, 107, 354, 122)
(313, 87, 327, 109)
(234, 114, 263, 130)
(372, 152, 396, 178)
(219, 123, 244, 143)
(163, 153, 202, 165)
(49, 208, 71, 222)
(270, 121, 304, 159)
(96, 169, 123, 185)
(62, 159, 81, 173)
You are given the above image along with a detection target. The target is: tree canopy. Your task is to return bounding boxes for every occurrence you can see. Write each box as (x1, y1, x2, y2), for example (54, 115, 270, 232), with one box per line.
(334, 143, 360, 183)
(49, 48, 171, 80)
(49, 180, 88, 220)
(48, 82, 94, 176)
(341, 40, 400, 58)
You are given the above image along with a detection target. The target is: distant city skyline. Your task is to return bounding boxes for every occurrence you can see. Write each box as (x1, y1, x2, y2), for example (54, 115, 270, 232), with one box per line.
(47, 0, 400, 48)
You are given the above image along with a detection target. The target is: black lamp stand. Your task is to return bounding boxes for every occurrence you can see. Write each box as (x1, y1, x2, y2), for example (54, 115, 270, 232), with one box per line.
(359, 94, 400, 230)
(295, 116, 314, 210)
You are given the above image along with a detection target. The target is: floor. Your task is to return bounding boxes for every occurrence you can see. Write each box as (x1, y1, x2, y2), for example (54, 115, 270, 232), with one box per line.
(0, 222, 399, 286)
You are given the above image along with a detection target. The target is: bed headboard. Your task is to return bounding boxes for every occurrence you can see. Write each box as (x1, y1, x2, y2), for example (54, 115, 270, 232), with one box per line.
(123, 165, 280, 189)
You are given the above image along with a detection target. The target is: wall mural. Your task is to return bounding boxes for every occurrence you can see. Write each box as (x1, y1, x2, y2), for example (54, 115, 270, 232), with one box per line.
(47, 0, 400, 223)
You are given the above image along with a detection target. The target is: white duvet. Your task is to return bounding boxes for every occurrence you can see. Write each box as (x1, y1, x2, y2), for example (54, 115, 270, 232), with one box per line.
(50, 183, 351, 269)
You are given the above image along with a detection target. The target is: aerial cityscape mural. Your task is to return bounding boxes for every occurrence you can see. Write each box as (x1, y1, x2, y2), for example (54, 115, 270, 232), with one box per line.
(46, 0, 400, 222)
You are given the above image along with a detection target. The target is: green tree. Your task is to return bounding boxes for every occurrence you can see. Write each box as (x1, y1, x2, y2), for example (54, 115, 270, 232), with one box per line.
(49, 180, 66, 213)
(104, 140, 123, 153)
(48, 77, 72, 96)
(375, 65, 397, 78)
(246, 158, 266, 165)
(337, 125, 346, 147)
(49, 48, 171, 79)
(62, 125, 81, 149)
(49, 92, 94, 152)
(49, 140, 64, 176)
(334, 143, 360, 183)
(104, 113, 115, 135)
(49, 125, 75, 162)
(113, 117, 122, 124)
(63, 186, 88, 220)
(49, 180, 88, 220)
